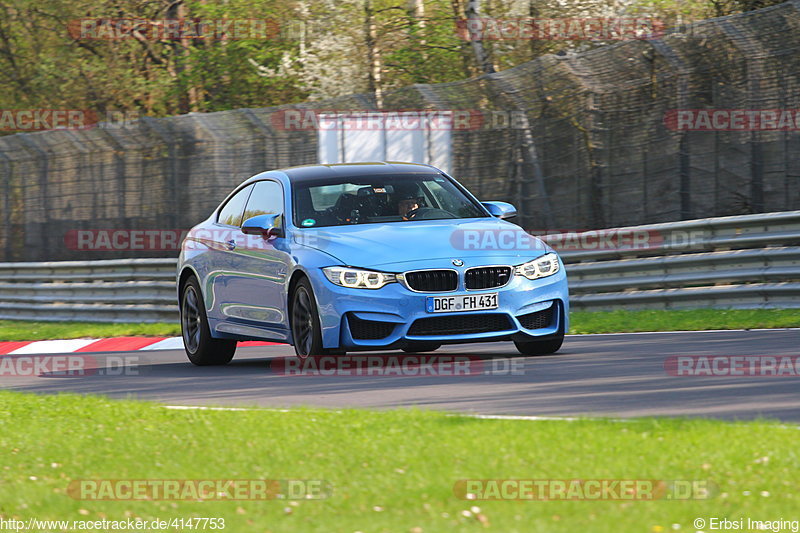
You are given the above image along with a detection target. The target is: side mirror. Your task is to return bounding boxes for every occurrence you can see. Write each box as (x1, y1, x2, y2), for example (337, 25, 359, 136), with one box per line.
(482, 201, 517, 220)
(242, 214, 284, 238)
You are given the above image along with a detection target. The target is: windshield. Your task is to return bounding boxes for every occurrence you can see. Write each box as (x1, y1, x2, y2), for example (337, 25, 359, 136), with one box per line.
(292, 173, 488, 228)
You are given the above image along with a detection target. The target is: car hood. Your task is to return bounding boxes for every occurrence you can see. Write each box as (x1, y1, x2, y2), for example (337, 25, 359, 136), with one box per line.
(292, 218, 550, 269)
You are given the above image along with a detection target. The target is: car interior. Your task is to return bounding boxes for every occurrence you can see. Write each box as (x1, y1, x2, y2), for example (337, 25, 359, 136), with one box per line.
(294, 181, 458, 227)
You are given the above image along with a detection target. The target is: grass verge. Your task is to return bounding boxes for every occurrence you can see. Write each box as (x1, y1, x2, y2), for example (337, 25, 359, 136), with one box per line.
(1, 308, 798, 342)
(569, 308, 800, 334)
(0, 321, 181, 342)
(0, 391, 795, 532)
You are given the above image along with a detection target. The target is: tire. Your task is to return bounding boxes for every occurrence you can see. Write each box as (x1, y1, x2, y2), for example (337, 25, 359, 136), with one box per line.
(290, 277, 334, 358)
(513, 334, 564, 356)
(402, 342, 441, 353)
(180, 276, 236, 366)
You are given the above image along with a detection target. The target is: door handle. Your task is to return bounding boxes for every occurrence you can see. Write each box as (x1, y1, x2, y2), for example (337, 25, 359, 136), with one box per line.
(226, 239, 236, 250)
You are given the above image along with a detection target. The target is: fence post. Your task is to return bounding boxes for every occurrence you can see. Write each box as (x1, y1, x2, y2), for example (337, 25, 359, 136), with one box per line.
(17, 135, 50, 260)
(239, 109, 278, 171)
(141, 117, 179, 228)
(488, 73, 554, 228)
(647, 39, 692, 220)
(720, 20, 767, 214)
(98, 126, 129, 227)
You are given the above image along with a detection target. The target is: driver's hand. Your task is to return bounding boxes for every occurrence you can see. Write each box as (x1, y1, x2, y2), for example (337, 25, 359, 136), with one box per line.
(399, 199, 420, 219)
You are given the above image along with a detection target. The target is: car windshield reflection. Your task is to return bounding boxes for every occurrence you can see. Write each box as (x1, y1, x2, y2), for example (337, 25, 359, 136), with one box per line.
(292, 174, 488, 227)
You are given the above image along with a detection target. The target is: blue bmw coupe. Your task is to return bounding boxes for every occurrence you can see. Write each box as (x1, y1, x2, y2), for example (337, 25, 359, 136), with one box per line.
(177, 162, 569, 365)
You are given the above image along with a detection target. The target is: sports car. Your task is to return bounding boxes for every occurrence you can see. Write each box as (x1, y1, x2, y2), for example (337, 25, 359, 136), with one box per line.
(177, 162, 569, 364)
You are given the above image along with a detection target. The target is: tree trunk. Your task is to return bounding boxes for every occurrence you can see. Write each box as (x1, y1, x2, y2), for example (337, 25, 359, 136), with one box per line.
(450, 0, 478, 78)
(465, 0, 495, 74)
(364, 0, 383, 108)
(407, 0, 426, 62)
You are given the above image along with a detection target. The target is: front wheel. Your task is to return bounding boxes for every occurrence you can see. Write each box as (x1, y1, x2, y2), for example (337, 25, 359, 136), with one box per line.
(181, 277, 236, 366)
(291, 277, 330, 358)
(513, 334, 564, 356)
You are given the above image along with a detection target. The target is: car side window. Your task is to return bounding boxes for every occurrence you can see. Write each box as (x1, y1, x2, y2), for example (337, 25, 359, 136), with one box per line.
(217, 184, 254, 227)
(242, 180, 284, 222)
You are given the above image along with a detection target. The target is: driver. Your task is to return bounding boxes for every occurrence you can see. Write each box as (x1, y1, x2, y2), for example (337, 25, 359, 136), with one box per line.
(398, 196, 420, 220)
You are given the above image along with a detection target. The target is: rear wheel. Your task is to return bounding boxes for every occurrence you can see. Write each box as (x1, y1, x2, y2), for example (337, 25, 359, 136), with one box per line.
(181, 277, 236, 366)
(402, 342, 441, 353)
(291, 277, 335, 358)
(513, 334, 564, 356)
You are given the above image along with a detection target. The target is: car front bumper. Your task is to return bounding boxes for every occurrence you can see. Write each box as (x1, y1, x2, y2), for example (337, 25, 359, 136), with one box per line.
(308, 268, 569, 350)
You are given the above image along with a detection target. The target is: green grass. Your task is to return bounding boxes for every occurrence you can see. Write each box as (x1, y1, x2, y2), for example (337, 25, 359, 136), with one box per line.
(569, 308, 800, 334)
(0, 321, 181, 342)
(0, 391, 796, 532)
(2, 308, 798, 342)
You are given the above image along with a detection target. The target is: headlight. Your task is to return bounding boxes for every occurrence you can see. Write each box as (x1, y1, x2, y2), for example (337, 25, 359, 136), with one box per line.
(515, 253, 560, 280)
(322, 266, 397, 289)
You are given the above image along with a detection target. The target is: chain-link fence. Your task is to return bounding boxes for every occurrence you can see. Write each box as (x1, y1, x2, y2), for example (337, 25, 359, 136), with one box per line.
(2, 2, 800, 261)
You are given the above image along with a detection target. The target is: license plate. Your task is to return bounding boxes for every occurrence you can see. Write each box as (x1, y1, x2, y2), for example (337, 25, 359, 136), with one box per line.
(426, 293, 498, 313)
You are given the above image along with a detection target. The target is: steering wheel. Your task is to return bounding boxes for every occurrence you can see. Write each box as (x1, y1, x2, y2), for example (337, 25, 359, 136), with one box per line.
(404, 207, 455, 220)
(404, 207, 422, 220)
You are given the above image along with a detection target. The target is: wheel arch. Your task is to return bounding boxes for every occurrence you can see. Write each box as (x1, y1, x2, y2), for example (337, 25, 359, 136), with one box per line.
(178, 265, 201, 301)
(287, 268, 310, 311)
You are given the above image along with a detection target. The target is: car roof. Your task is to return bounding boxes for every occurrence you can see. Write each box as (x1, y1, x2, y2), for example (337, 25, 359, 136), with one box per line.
(278, 162, 443, 182)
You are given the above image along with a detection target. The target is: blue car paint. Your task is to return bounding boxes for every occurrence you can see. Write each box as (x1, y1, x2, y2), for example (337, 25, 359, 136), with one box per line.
(178, 163, 569, 350)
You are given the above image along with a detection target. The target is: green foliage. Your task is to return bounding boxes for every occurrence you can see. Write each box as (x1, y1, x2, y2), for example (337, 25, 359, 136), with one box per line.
(1, 0, 772, 120)
(0, 0, 309, 116)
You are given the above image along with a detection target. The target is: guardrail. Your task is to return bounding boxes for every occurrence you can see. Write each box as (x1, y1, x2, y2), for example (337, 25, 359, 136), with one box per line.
(0, 259, 177, 322)
(545, 210, 800, 310)
(0, 211, 797, 322)
(553, 210, 800, 262)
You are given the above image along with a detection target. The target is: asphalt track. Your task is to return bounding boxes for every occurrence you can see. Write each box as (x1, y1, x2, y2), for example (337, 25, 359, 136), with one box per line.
(2, 329, 799, 421)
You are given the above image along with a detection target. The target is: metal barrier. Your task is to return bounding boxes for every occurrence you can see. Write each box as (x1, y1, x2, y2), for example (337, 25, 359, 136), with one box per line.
(552, 210, 800, 310)
(0, 259, 177, 322)
(0, 211, 798, 322)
